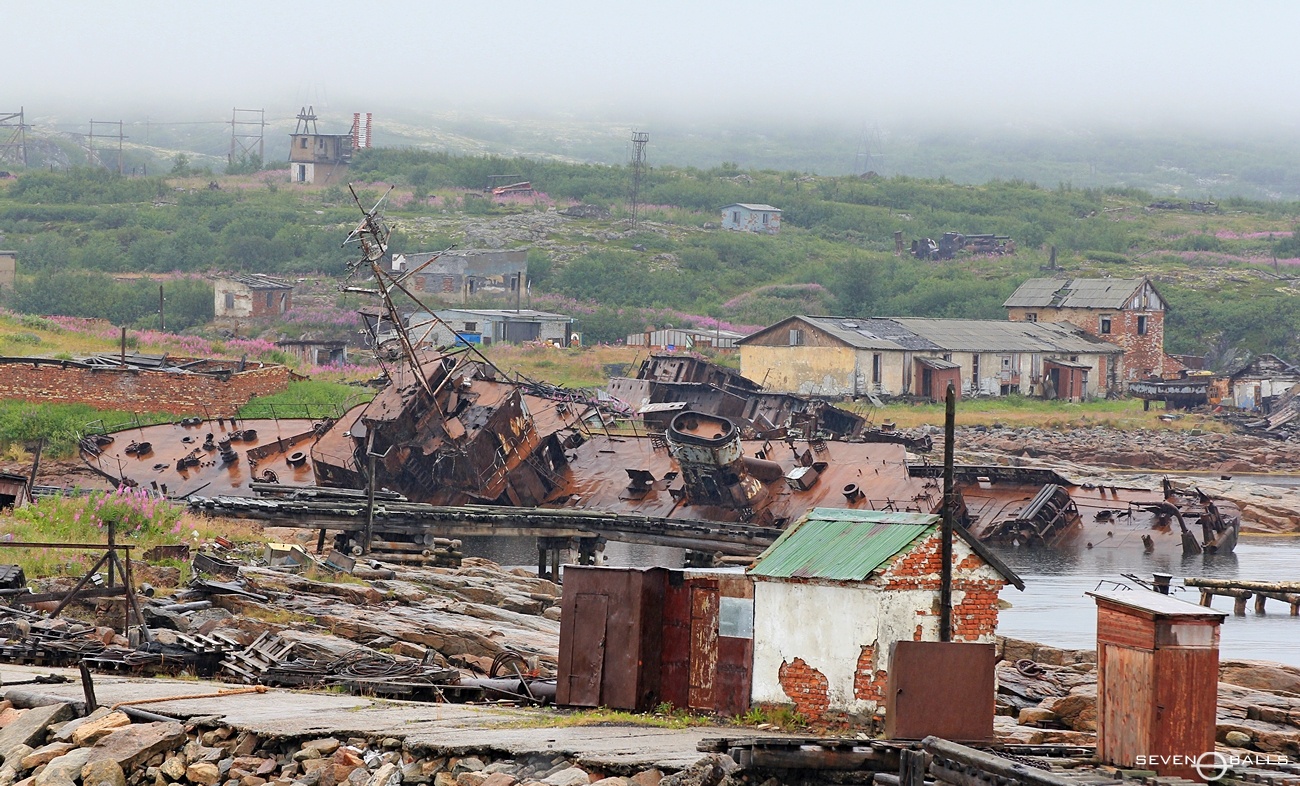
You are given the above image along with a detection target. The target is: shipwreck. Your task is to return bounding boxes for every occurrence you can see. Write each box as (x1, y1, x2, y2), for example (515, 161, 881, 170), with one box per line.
(83, 189, 1242, 569)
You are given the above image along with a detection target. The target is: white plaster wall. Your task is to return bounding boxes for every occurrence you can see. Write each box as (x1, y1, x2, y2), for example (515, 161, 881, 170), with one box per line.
(751, 581, 948, 716)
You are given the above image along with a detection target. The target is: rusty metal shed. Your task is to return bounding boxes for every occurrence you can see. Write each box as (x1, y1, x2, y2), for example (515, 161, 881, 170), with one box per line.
(1088, 589, 1226, 781)
(557, 565, 753, 716)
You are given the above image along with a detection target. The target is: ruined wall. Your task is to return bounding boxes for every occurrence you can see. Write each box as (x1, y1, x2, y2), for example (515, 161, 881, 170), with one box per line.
(749, 533, 1005, 721)
(1008, 305, 1170, 385)
(741, 344, 859, 396)
(0, 361, 292, 416)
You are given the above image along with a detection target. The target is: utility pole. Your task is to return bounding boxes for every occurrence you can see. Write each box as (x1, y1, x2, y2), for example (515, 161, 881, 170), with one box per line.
(940, 382, 956, 642)
(158, 285, 165, 331)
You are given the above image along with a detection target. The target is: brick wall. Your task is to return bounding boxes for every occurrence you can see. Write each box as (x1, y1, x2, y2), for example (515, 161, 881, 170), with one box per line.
(0, 361, 293, 417)
(879, 532, 1005, 642)
(777, 657, 830, 721)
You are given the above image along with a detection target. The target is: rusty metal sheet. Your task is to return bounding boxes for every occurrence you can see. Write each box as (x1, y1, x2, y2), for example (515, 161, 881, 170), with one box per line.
(715, 635, 752, 718)
(688, 584, 719, 710)
(885, 641, 995, 742)
(659, 580, 691, 711)
(562, 592, 607, 707)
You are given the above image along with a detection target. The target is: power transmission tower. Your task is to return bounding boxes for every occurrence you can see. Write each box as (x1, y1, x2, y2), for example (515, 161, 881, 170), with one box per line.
(0, 108, 29, 169)
(229, 108, 266, 167)
(295, 106, 318, 135)
(852, 123, 884, 175)
(87, 119, 126, 174)
(629, 130, 649, 230)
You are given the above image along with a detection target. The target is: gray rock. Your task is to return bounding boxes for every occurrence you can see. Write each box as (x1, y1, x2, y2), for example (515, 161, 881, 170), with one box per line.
(84, 722, 188, 771)
(82, 759, 127, 786)
(541, 769, 589, 786)
(34, 748, 94, 786)
(0, 704, 75, 757)
(1225, 730, 1252, 747)
(187, 762, 221, 786)
(366, 764, 401, 786)
(451, 761, 483, 776)
(162, 756, 189, 781)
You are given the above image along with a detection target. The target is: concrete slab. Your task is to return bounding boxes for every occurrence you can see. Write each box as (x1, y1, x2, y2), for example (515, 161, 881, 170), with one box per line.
(0, 666, 744, 771)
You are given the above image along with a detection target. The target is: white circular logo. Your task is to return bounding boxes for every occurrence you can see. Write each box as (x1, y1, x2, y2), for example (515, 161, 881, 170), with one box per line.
(1194, 752, 1230, 781)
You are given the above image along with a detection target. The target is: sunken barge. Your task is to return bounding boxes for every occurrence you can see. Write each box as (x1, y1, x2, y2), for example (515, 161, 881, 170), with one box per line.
(92, 344, 1239, 568)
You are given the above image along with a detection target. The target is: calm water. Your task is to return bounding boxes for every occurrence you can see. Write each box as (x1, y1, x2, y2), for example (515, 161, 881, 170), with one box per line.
(462, 533, 1300, 667)
(994, 536, 1300, 666)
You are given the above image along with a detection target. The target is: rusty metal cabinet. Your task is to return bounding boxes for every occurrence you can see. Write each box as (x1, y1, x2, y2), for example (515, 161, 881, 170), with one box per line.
(1089, 589, 1226, 782)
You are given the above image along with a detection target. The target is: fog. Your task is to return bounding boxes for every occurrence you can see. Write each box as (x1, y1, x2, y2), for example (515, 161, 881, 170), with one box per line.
(10, 0, 1300, 133)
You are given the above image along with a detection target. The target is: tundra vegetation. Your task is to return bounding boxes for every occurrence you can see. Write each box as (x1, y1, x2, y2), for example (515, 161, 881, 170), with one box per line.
(0, 157, 1298, 438)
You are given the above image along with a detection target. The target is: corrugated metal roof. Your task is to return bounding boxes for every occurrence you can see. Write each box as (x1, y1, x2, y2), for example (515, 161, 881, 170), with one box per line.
(749, 507, 938, 581)
(722, 203, 781, 212)
(1003, 278, 1145, 309)
(893, 317, 1122, 354)
(220, 273, 293, 290)
(1087, 589, 1226, 618)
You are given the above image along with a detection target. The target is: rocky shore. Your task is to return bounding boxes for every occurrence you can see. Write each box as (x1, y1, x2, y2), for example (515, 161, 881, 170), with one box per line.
(994, 638, 1300, 757)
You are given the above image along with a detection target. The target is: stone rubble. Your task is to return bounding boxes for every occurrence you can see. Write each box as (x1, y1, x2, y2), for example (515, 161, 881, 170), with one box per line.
(0, 703, 719, 786)
(994, 638, 1300, 756)
(943, 425, 1300, 533)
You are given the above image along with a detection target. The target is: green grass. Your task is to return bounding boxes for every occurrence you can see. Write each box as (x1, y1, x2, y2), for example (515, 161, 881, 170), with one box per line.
(501, 705, 717, 730)
(0, 400, 177, 458)
(237, 380, 374, 420)
(853, 395, 1228, 433)
(0, 487, 261, 579)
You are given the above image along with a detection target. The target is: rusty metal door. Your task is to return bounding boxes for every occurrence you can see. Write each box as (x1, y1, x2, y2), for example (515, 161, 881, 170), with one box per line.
(688, 585, 719, 710)
(565, 593, 608, 706)
(885, 641, 995, 742)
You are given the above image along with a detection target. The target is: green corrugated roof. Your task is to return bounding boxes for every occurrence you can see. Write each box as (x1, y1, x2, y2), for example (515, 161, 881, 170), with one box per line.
(748, 508, 939, 581)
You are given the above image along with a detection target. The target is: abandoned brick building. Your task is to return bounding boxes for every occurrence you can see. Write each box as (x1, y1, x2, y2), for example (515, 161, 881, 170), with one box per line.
(1004, 277, 1179, 388)
(213, 274, 293, 319)
(748, 508, 1020, 723)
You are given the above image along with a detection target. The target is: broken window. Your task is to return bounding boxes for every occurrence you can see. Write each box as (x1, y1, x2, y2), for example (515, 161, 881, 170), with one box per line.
(789, 328, 804, 346)
(732, 211, 740, 224)
(224, 292, 234, 310)
(464, 322, 477, 332)
(1100, 315, 1112, 334)
(761, 213, 769, 225)
(1137, 315, 1148, 335)
(972, 354, 980, 381)
(299, 138, 308, 149)
(872, 353, 882, 384)
(266, 292, 274, 308)
(1025, 312, 1038, 322)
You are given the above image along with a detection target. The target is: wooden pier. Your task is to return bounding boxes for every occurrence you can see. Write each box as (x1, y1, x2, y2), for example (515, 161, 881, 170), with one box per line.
(1184, 577, 1300, 616)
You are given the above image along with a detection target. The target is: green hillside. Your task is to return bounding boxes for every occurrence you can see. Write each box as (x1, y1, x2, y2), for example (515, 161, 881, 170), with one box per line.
(1, 153, 1298, 368)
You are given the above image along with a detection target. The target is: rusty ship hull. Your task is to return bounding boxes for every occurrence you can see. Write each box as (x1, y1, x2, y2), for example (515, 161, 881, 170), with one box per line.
(89, 347, 1241, 567)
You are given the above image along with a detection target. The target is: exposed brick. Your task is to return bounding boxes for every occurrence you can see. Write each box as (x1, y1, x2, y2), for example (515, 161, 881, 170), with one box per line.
(0, 360, 293, 417)
(778, 657, 830, 721)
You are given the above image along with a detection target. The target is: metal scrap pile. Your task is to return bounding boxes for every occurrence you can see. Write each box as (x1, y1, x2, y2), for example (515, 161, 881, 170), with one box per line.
(0, 535, 562, 706)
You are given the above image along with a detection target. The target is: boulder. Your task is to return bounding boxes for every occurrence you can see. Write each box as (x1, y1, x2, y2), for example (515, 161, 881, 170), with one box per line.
(85, 722, 188, 771)
(33, 748, 94, 786)
(81, 759, 127, 786)
(541, 771, 589, 786)
(21, 744, 77, 770)
(162, 756, 189, 781)
(1017, 707, 1057, 726)
(478, 776, 517, 786)
(186, 763, 221, 786)
(71, 712, 131, 747)
(0, 704, 75, 758)
(1220, 660, 1300, 695)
